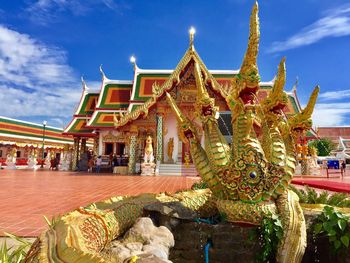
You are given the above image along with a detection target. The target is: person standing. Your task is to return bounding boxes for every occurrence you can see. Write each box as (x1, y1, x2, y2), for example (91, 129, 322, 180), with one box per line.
(341, 161, 346, 176)
(96, 156, 102, 173)
(88, 156, 95, 173)
(112, 154, 119, 174)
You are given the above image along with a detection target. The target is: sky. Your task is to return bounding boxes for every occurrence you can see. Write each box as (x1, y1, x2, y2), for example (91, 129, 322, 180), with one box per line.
(0, 0, 350, 128)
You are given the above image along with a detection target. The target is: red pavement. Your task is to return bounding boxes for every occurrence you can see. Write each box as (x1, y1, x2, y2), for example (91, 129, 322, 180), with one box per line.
(0, 169, 199, 237)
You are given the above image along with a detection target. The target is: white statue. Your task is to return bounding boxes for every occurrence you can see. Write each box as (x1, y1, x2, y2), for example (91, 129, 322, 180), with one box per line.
(141, 135, 156, 176)
(5, 150, 16, 170)
(27, 149, 37, 169)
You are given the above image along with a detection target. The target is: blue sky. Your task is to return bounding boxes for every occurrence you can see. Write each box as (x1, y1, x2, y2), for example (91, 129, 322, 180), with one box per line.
(0, 0, 350, 128)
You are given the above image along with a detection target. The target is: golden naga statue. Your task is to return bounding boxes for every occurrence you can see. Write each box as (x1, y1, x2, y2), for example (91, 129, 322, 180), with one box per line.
(165, 2, 318, 262)
(24, 2, 319, 263)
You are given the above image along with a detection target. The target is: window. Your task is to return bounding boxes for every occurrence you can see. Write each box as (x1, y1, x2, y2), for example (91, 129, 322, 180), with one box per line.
(16, 151, 21, 158)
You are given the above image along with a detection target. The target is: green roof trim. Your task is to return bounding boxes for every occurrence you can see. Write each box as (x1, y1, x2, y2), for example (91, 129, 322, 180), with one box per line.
(133, 73, 170, 101)
(99, 83, 132, 108)
(77, 93, 98, 115)
(0, 129, 72, 143)
(0, 117, 62, 133)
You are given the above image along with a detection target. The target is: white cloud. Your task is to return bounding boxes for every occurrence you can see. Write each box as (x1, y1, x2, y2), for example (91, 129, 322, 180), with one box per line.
(312, 102, 350, 127)
(269, 4, 350, 53)
(319, 89, 350, 101)
(0, 25, 93, 127)
(26, 0, 122, 24)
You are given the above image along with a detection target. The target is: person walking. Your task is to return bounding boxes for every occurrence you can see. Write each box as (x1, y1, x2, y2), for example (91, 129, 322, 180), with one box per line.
(96, 156, 102, 173)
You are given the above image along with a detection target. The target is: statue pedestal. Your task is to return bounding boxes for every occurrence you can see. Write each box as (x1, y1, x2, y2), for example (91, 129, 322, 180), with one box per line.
(60, 159, 70, 171)
(5, 161, 16, 170)
(27, 158, 37, 169)
(141, 162, 156, 176)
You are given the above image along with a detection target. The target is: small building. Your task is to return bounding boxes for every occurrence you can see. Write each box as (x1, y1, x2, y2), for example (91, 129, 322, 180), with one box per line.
(0, 116, 74, 167)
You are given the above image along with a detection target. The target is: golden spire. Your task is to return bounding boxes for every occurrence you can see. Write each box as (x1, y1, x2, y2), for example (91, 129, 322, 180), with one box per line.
(239, 1, 260, 87)
(189, 27, 196, 51)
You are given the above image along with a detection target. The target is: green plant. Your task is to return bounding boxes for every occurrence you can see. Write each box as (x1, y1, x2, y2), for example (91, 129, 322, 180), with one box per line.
(313, 206, 350, 253)
(0, 233, 31, 263)
(308, 138, 336, 156)
(256, 213, 284, 262)
(191, 180, 208, 190)
(289, 185, 350, 208)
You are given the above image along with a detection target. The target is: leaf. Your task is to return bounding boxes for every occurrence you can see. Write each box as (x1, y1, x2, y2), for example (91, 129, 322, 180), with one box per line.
(323, 222, 334, 233)
(338, 219, 347, 231)
(334, 240, 341, 250)
(328, 229, 336, 236)
(314, 223, 323, 234)
(341, 235, 349, 247)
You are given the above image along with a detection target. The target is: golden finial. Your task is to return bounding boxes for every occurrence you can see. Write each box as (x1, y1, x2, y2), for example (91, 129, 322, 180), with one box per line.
(81, 76, 88, 91)
(239, 1, 260, 87)
(130, 55, 137, 70)
(189, 27, 196, 51)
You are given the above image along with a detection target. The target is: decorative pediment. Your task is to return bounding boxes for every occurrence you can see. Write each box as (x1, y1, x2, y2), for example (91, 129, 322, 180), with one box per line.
(102, 132, 125, 142)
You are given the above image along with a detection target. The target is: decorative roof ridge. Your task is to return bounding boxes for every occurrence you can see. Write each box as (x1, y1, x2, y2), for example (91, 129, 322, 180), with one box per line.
(103, 79, 133, 85)
(0, 116, 63, 131)
(115, 46, 234, 127)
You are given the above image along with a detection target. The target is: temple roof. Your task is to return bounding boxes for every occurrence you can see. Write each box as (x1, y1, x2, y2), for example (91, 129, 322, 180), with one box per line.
(64, 35, 307, 135)
(0, 116, 73, 145)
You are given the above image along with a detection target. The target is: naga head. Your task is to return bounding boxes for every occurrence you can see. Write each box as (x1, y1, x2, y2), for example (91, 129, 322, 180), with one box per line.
(289, 86, 320, 134)
(231, 1, 260, 106)
(262, 57, 289, 119)
(194, 62, 217, 120)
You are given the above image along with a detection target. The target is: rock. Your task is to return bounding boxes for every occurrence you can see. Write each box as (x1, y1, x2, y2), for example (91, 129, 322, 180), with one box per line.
(110, 217, 174, 263)
(142, 244, 168, 259)
(126, 242, 143, 252)
(133, 253, 172, 263)
(110, 242, 131, 262)
(126, 218, 174, 248)
(144, 202, 197, 221)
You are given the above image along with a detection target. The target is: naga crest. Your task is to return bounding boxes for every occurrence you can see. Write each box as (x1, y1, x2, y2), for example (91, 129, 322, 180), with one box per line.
(166, 2, 319, 207)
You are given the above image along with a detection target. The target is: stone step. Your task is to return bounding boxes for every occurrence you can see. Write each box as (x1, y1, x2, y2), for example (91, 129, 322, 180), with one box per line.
(158, 163, 198, 176)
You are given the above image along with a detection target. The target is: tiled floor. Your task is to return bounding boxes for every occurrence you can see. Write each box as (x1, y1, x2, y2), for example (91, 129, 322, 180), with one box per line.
(0, 169, 199, 237)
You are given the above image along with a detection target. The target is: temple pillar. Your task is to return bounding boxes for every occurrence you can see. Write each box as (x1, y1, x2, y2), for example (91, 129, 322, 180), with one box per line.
(80, 138, 87, 156)
(156, 114, 163, 163)
(128, 125, 138, 174)
(93, 134, 99, 157)
(72, 137, 80, 170)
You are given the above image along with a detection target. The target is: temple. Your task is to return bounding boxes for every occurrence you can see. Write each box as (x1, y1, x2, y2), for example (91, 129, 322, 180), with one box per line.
(64, 30, 314, 175)
(0, 116, 74, 167)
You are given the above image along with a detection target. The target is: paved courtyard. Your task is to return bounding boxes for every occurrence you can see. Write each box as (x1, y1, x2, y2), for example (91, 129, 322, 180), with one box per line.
(0, 169, 199, 237)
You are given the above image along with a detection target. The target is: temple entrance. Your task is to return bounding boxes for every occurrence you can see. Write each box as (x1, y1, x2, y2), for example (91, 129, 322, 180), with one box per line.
(105, 143, 113, 155)
(115, 143, 125, 156)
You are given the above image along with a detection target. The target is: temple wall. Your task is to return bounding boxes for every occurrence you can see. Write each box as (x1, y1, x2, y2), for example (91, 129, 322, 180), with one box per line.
(163, 113, 179, 163)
